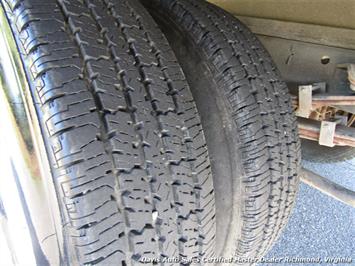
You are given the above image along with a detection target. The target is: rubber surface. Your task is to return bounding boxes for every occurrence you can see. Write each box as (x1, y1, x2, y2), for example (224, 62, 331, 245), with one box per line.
(1, 0, 215, 264)
(302, 139, 355, 163)
(144, 0, 301, 260)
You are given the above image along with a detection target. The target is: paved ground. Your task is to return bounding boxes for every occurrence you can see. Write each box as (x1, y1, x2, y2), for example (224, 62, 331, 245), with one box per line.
(264, 158, 355, 265)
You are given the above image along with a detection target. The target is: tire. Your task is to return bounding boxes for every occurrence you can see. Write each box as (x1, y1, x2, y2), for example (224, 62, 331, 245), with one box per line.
(143, 0, 301, 261)
(1, 0, 216, 264)
(302, 139, 355, 163)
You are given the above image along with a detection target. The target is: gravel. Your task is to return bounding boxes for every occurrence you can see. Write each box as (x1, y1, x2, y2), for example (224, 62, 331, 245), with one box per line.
(263, 158, 355, 264)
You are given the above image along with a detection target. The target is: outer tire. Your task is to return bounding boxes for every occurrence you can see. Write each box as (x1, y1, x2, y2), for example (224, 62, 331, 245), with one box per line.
(302, 139, 355, 163)
(144, 0, 301, 260)
(1, 0, 216, 264)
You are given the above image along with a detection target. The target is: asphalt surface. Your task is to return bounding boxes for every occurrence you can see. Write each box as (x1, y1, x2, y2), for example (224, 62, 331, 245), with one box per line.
(263, 158, 355, 265)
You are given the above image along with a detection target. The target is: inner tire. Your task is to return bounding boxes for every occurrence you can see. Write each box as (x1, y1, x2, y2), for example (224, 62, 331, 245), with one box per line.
(144, 0, 301, 260)
(1, 0, 216, 264)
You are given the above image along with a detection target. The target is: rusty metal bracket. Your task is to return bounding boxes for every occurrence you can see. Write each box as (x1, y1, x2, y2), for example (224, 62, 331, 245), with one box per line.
(294, 83, 328, 118)
(348, 64, 355, 91)
(295, 85, 313, 118)
(319, 121, 337, 147)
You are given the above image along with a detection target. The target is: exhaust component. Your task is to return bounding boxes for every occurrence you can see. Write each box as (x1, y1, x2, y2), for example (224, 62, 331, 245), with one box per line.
(301, 168, 355, 207)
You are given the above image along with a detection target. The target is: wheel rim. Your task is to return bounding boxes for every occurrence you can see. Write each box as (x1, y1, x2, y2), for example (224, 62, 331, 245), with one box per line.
(0, 5, 64, 265)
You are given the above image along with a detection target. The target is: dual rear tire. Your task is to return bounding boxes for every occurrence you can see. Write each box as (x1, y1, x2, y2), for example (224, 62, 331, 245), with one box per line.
(143, 0, 301, 260)
(2, 0, 215, 264)
(1, 0, 301, 264)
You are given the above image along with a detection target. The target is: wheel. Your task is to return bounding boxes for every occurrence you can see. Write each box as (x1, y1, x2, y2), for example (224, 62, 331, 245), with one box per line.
(143, 0, 301, 260)
(302, 139, 355, 163)
(1, 0, 216, 264)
